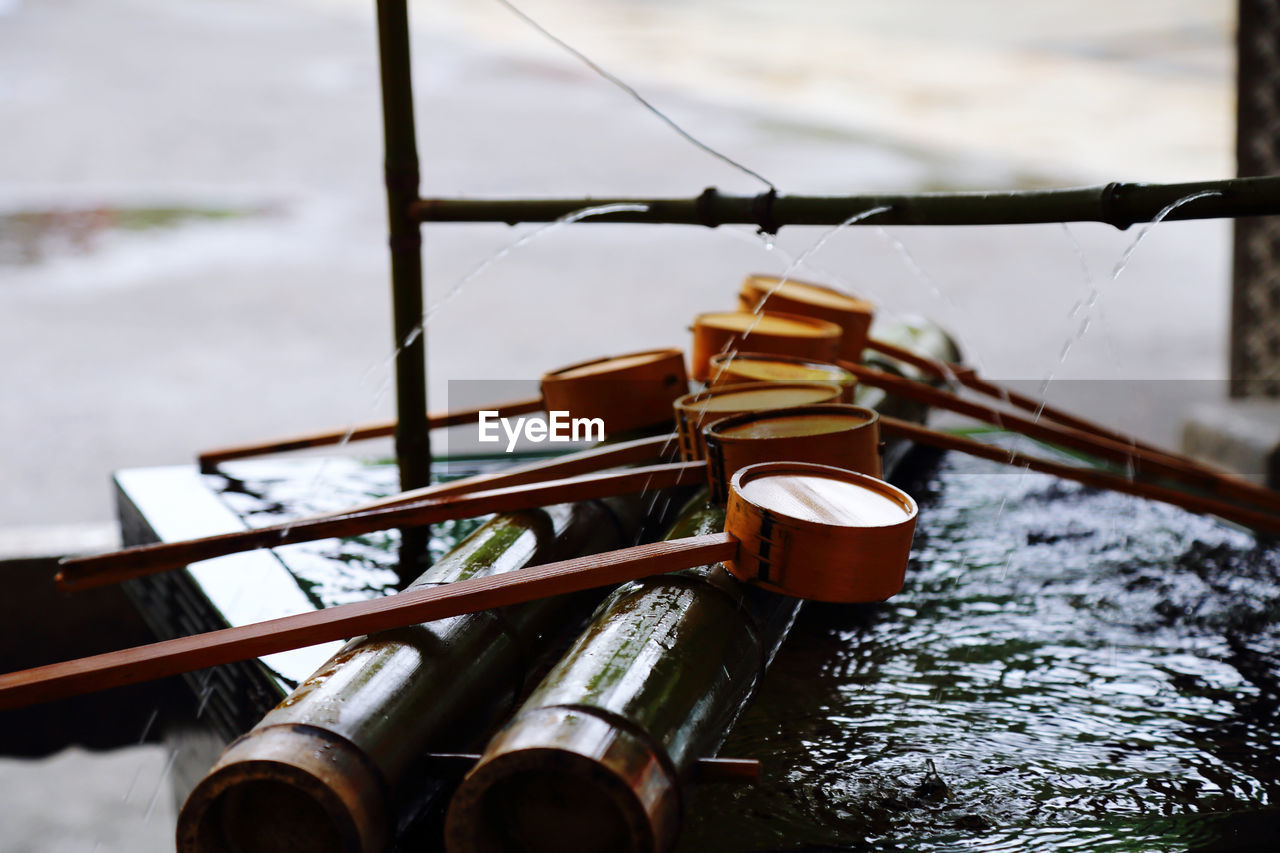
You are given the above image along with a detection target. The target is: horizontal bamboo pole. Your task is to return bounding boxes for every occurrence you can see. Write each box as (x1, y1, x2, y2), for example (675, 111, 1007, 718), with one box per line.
(197, 396, 544, 471)
(840, 360, 1280, 517)
(1, 534, 739, 711)
(878, 416, 1280, 537)
(57, 460, 705, 591)
(410, 176, 1280, 231)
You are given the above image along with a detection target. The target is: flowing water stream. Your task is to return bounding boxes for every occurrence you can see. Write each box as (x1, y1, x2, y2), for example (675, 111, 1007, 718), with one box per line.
(681, 442, 1280, 852)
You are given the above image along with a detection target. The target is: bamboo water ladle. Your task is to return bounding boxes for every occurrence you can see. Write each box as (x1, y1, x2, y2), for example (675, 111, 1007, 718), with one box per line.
(698, 403, 1280, 536)
(62, 381, 862, 591)
(197, 348, 688, 470)
(2, 462, 918, 710)
(62, 383, 1280, 594)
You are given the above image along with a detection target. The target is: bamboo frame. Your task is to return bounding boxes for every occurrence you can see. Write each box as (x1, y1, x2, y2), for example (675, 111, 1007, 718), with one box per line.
(410, 176, 1280, 231)
(376, 0, 431, 573)
(373, 0, 1279, 570)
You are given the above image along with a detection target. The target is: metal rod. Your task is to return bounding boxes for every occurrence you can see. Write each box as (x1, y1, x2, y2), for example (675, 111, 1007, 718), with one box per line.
(376, 0, 431, 573)
(411, 176, 1280, 232)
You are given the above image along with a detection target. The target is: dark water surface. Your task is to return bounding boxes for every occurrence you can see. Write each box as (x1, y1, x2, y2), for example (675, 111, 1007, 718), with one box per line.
(682, 448, 1280, 852)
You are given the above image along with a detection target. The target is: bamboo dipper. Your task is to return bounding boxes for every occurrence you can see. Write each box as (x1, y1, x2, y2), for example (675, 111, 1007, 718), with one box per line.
(0, 462, 919, 711)
(197, 348, 688, 470)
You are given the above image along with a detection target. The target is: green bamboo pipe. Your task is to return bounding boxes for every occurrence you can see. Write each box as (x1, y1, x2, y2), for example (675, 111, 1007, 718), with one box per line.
(175, 489, 682, 853)
(444, 320, 959, 853)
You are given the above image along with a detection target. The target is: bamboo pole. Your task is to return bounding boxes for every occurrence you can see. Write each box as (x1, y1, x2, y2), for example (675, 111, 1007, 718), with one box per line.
(376, 0, 430, 574)
(410, 176, 1280, 231)
(444, 497, 762, 853)
(420, 754, 760, 783)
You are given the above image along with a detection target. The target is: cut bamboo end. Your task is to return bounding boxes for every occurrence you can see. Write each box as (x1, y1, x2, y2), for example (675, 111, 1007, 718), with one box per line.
(446, 706, 680, 853)
(738, 274, 874, 362)
(704, 404, 882, 503)
(673, 381, 844, 461)
(541, 348, 689, 436)
(690, 310, 841, 381)
(707, 351, 856, 400)
(725, 461, 918, 603)
(176, 725, 388, 853)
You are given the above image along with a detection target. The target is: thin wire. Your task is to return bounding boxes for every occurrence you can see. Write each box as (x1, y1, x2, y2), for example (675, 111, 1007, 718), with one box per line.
(493, 0, 778, 192)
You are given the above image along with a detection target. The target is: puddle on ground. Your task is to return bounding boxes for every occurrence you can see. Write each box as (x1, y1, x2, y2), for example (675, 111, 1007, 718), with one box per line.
(0, 205, 270, 266)
(681, 446, 1280, 852)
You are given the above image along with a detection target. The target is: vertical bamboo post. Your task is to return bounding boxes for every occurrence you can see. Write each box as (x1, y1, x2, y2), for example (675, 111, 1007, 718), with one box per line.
(376, 0, 431, 572)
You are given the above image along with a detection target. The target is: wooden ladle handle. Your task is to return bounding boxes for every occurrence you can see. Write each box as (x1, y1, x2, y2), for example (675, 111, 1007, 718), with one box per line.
(4, 534, 739, 711)
(57, 461, 704, 591)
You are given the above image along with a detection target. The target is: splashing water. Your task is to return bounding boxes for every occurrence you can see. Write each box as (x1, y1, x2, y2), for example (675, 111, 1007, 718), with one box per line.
(1111, 191, 1222, 283)
(705, 206, 891, 388)
(419, 203, 652, 335)
(1033, 191, 1223, 454)
(873, 225, 990, 376)
(698, 207, 890, 434)
(748, 206, 892, 319)
(1054, 191, 1221, 377)
(277, 202, 650, 532)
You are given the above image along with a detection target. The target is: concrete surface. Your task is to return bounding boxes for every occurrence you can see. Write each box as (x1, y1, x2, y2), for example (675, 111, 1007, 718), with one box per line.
(0, 0, 1238, 849)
